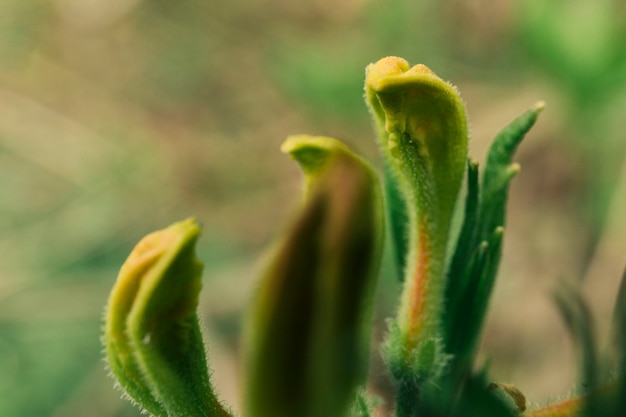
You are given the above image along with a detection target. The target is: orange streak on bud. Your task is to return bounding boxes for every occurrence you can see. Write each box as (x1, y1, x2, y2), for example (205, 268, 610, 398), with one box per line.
(406, 220, 432, 349)
(524, 397, 582, 417)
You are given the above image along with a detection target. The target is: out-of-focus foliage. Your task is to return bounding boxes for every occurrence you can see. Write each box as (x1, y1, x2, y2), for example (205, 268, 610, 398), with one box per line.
(0, 1, 624, 416)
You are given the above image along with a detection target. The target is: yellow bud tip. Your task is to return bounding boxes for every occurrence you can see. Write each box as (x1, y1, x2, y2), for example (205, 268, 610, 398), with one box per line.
(280, 135, 349, 157)
(365, 56, 441, 92)
(367, 56, 410, 78)
(116, 218, 200, 284)
(280, 135, 358, 183)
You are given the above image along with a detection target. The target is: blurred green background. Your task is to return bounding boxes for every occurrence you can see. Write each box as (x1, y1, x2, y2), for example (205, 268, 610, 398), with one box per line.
(0, 1, 625, 416)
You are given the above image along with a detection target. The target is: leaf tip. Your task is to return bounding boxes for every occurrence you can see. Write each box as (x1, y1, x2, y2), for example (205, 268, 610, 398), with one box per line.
(533, 100, 546, 112)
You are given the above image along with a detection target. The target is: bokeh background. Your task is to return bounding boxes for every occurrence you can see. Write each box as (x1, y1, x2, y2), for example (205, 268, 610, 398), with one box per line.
(1, 1, 625, 416)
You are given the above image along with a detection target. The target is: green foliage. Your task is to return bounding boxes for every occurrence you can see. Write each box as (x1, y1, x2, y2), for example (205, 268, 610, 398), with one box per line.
(102, 56, 626, 417)
(2, 2, 624, 416)
(444, 103, 545, 382)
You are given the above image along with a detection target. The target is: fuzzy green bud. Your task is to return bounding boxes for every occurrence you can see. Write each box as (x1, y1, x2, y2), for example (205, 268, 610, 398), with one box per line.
(245, 136, 383, 417)
(104, 218, 232, 417)
(365, 57, 468, 381)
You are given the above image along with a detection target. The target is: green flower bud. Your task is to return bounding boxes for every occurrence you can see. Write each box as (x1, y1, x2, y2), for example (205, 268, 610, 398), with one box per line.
(244, 136, 383, 417)
(104, 218, 232, 417)
(365, 57, 468, 379)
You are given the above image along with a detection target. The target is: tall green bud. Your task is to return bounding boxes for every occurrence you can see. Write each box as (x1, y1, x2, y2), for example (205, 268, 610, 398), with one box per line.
(244, 136, 384, 417)
(365, 57, 468, 386)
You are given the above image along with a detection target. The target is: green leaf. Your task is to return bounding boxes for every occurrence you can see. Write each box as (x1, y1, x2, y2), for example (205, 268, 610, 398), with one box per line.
(444, 239, 491, 372)
(443, 159, 480, 335)
(610, 268, 626, 416)
(553, 283, 598, 394)
(245, 136, 384, 417)
(443, 102, 544, 380)
(104, 219, 232, 417)
(350, 389, 377, 417)
(610, 268, 626, 365)
(479, 101, 545, 242)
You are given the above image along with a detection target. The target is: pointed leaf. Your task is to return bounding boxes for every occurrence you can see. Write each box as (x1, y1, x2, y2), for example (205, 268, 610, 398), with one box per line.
(553, 283, 598, 393)
(479, 101, 545, 241)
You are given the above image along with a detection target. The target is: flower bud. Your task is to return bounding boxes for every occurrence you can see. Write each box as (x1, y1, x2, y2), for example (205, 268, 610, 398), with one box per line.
(104, 218, 232, 417)
(245, 136, 383, 417)
(365, 57, 468, 379)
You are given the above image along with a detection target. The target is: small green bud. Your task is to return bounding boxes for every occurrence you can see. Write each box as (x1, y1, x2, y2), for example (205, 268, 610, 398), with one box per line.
(365, 57, 468, 380)
(488, 382, 527, 413)
(104, 218, 232, 417)
(245, 136, 383, 417)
